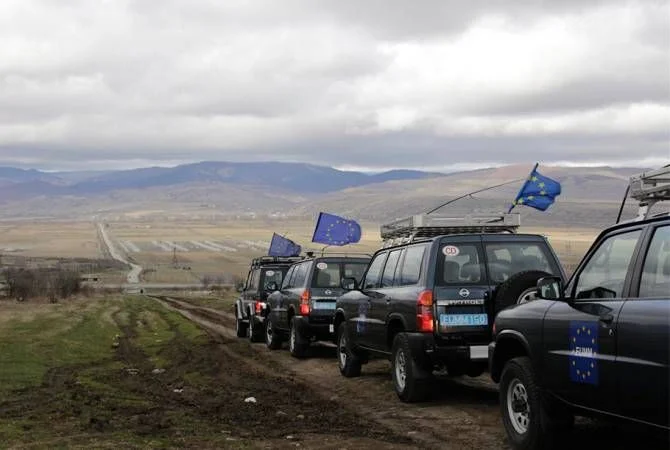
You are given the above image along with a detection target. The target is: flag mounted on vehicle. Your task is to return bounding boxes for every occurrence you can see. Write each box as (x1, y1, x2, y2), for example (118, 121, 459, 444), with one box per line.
(268, 233, 302, 257)
(311, 212, 362, 246)
(509, 163, 562, 212)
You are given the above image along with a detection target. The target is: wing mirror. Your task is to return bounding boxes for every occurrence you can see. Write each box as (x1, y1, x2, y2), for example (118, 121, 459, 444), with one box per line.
(537, 276, 563, 300)
(265, 282, 279, 292)
(236, 286, 244, 293)
(341, 277, 358, 290)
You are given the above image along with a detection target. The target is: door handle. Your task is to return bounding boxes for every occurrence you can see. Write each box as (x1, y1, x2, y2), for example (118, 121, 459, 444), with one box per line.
(599, 314, 614, 325)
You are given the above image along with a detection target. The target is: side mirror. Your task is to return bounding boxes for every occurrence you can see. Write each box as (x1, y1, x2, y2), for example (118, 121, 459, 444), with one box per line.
(537, 276, 563, 300)
(341, 277, 358, 290)
(236, 286, 244, 293)
(265, 282, 279, 292)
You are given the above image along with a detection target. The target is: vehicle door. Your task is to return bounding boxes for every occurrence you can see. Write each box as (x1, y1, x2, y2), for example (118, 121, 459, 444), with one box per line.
(616, 223, 670, 427)
(366, 248, 403, 349)
(272, 265, 296, 329)
(542, 227, 645, 412)
(433, 236, 489, 345)
(350, 252, 387, 349)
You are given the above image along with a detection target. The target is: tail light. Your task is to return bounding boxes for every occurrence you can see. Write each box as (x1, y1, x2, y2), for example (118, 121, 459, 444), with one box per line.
(299, 290, 311, 316)
(255, 300, 263, 314)
(416, 290, 434, 333)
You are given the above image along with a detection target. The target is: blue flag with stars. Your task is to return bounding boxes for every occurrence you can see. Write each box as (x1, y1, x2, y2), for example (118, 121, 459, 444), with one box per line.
(311, 212, 362, 246)
(268, 233, 302, 257)
(509, 163, 562, 212)
(569, 321, 599, 385)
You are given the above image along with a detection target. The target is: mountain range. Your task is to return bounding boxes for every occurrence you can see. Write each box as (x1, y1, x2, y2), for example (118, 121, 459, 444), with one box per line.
(0, 161, 657, 227)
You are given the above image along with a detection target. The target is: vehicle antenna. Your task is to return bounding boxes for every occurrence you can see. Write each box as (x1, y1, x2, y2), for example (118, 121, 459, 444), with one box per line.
(426, 178, 526, 215)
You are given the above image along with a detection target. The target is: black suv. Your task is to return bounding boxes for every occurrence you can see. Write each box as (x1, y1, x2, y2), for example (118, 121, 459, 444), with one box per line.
(264, 255, 370, 358)
(334, 232, 564, 402)
(235, 256, 303, 342)
(489, 214, 670, 449)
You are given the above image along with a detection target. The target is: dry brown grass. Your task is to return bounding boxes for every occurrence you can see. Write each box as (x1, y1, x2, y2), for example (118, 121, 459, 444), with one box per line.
(0, 219, 598, 282)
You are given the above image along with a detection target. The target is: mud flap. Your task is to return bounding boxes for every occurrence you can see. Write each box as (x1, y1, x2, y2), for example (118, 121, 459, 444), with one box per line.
(404, 332, 435, 375)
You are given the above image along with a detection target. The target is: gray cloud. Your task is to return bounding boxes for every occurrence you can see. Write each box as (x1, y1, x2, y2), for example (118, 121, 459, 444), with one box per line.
(0, 0, 668, 171)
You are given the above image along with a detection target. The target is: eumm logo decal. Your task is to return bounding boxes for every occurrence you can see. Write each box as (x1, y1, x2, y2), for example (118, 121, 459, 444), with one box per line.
(569, 321, 599, 385)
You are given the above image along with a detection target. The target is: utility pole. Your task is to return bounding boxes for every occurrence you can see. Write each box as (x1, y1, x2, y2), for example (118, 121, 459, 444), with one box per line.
(172, 245, 179, 268)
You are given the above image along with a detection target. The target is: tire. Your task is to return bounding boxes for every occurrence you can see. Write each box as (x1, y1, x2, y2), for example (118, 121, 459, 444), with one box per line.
(265, 316, 282, 350)
(235, 307, 248, 338)
(500, 357, 574, 450)
(337, 323, 362, 377)
(391, 333, 431, 403)
(248, 315, 263, 343)
(289, 317, 309, 359)
(495, 270, 552, 315)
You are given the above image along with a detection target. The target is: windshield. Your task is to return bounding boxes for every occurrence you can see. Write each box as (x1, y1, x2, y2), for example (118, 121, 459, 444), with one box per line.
(311, 261, 368, 288)
(435, 242, 558, 286)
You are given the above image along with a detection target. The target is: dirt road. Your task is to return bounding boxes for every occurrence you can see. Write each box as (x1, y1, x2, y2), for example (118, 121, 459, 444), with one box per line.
(98, 222, 143, 284)
(154, 296, 668, 450)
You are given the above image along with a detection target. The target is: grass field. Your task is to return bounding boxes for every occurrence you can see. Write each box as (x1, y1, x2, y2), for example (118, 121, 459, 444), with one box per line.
(0, 296, 255, 448)
(0, 219, 597, 282)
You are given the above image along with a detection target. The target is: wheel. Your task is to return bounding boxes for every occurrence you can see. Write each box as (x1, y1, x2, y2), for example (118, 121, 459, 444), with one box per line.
(248, 313, 263, 343)
(495, 271, 552, 314)
(265, 316, 282, 350)
(289, 317, 309, 358)
(391, 333, 431, 403)
(500, 357, 574, 450)
(235, 308, 248, 338)
(337, 323, 361, 377)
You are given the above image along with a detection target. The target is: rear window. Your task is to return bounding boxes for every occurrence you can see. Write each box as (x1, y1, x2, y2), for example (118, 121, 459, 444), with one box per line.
(311, 260, 368, 288)
(485, 242, 558, 283)
(260, 268, 287, 290)
(435, 241, 559, 286)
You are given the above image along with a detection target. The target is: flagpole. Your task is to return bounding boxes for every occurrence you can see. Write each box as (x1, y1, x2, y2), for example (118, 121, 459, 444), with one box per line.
(426, 177, 526, 215)
(508, 162, 539, 213)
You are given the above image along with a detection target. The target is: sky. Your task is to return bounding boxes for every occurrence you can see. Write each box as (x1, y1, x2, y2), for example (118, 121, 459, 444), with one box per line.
(0, 0, 668, 171)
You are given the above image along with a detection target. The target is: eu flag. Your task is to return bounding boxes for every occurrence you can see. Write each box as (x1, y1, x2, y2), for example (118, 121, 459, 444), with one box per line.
(311, 212, 362, 246)
(509, 163, 562, 212)
(569, 321, 599, 385)
(268, 233, 301, 257)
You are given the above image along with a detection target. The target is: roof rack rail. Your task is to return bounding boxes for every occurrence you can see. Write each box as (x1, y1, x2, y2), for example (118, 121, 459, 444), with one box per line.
(628, 165, 670, 221)
(380, 213, 521, 247)
(304, 250, 373, 258)
(251, 255, 304, 266)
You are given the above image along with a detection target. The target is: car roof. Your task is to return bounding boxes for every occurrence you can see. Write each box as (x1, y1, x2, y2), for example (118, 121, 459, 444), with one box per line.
(596, 214, 669, 237)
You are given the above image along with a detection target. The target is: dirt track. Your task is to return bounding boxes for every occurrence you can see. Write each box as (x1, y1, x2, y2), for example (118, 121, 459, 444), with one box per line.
(154, 296, 668, 450)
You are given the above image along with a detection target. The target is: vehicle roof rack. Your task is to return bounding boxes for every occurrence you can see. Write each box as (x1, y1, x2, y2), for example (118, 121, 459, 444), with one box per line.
(251, 255, 304, 266)
(627, 165, 670, 221)
(380, 213, 521, 248)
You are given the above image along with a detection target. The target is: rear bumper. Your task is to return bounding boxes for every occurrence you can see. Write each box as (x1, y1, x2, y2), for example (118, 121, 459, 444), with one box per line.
(294, 316, 335, 340)
(405, 332, 490, 368)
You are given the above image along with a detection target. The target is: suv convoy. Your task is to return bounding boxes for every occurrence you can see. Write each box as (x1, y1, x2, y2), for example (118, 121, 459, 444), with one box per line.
(235, 256, 303, 342)
(334, 213, 565, 402)
(265, 254, 370, 358)
(490, 166, 670, 449)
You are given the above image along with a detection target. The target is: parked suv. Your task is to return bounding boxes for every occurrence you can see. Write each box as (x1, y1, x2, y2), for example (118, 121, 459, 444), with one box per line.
(265, 254, 370, 358)
(334, 228, 564, 402)
(489, 214, 670, 449)
(235, 256, 303, 342)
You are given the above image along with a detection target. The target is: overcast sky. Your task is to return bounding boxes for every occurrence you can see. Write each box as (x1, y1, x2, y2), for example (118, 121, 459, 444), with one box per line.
(0, 0, 668, 171)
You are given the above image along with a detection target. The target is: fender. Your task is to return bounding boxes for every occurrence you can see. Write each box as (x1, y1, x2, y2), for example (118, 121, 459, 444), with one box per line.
(386, 312, 409, 330)
(490, 329, 534, 382)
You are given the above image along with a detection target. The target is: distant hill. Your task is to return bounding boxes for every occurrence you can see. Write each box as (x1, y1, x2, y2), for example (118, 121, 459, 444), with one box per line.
(0, 161, 655, 227)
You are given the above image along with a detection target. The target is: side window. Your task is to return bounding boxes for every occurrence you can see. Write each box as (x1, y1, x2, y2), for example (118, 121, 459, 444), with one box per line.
(249, 269, 261, 291)
(381, 250, 402, 288)
(574, 230, 641, 299)
(282, 266, 296, 290)
(398, 245, 426, 286)
(244, 270, 253, 290)
(363, 253, 387, 289)
(292, 263, 309, 288)
(639, 225, 670, 298)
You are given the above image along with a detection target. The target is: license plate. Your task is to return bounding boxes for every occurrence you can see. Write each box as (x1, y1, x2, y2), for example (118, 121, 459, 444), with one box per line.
(313, 302, 336, 310)
(439, 314, 488, 327)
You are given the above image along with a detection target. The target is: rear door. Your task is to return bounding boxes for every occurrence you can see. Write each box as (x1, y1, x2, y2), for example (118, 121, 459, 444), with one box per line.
(616, 223, 670, 427)
(273, 265, 296, 329)
(433, 236, 490, 350)
(352, 252, 388, 349)
(542, 227, 644, 413)
(367, 248, 403, 349)
(309, 259, 341, 324)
